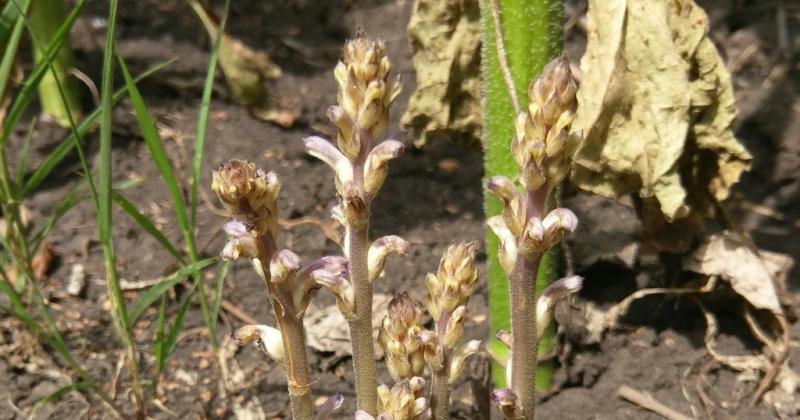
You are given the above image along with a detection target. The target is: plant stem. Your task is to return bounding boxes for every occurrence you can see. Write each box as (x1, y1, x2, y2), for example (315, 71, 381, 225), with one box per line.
(276, 309, 314, 420)
(256, 235, 314, 420)
(430, 312, 453, 420)
(28, 0, 81, 127)
(510, 187, 548, 419)
(481, 0, 563, 387)
(509, 253, 541, 419)
(430, 364, 450, 420)
(347, 223, 379, 414)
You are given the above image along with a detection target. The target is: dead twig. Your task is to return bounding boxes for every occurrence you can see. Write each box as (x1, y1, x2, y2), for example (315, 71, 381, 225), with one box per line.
(489, 0, 520, 115)
(617, 385, 693, 420)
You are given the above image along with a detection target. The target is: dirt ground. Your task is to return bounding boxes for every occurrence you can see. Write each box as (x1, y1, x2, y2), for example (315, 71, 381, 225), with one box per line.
(1, 0, 798, 419)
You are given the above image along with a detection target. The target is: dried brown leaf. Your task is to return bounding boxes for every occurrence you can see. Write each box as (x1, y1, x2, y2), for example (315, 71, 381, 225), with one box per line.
(401, 0, 481, 148)
(683, 231, 786, 314)
(572, 0, 751, 251)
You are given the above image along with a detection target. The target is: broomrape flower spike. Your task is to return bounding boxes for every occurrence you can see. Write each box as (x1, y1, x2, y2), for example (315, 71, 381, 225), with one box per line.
(214, 161, 328, 420)
(304, 31, 405, 415)
(419, 241, 481, 420)
(378, 293, 426, 381)
(488, 56, 584, 420)
(355, 377, 430, 420)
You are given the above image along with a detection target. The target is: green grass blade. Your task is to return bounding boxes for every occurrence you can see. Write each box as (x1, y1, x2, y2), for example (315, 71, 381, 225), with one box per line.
(117, 54, 193, 249)
(0, 0, 28, 46)
(190, 0, 230, 230)
(21, 59, 175, 197)
(153, 295, 168, 374)
(29, 381, 92, 419)
(161, 285, 195, 370)
(113, 190, 185, 264)
(0, 11, 24, 103)
(127, 257, 216, 326)
(210, 260, 230, 327)
(1, 0, 85, 147)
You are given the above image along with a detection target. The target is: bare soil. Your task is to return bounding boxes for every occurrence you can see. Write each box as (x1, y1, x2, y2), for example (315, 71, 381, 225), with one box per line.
(1, 0, 798, 419)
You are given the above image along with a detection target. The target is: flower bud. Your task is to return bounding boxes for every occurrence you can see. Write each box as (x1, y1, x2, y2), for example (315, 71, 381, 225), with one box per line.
(376, 377, 429, 420)
(495, 329, 513, 349)
(511, 55, 580, 192)
(443, 305, 467, 348)
(378, 293, 426, 380)
(221, 220, 259, 260)
(542, 207, 578, 249)
(315, 393, 344, 420)
(537, 275, 583, 338)
(486, 216, 517, 274)
(487, 176, 525, 237)
(426, 242, 479, 322)
(491, 388, 519, 420)
(333, 32, 402, 157)
(269, 249, 302, 284)
(311, 258, 354, 319)
(448, 340, 481, 384)
(212, 161, 280, 235)
(364, 140, 404, 198)
(368, 235, 410, 283)
(232, 324, 284, 363)
(303, 136, 353, 194)
(327, 105, 354, 150)
(518, 216, 546, 257)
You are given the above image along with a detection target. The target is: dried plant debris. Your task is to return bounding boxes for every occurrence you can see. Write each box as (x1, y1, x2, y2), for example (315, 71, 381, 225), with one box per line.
(683, 231, 787, 315)
(401, 0, 482, 148)
(572, 0, 751, 252)
(188, 0, 297, 127)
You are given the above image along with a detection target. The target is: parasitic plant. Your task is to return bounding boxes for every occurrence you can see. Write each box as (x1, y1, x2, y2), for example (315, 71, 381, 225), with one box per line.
(487, 57, 584, 419)
(214, 31, 582, 420)
(303, 30, 406, 414)
(213, 160, 346, 419)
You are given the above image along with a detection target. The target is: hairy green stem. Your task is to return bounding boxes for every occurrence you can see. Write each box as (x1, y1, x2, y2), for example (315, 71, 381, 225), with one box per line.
(347, 223, 378, 414)
(28, 0, 81, 126)
(481, 0, 563, 387)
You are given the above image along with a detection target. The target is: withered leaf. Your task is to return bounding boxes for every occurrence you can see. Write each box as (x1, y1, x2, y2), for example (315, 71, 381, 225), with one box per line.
(401, 0, 482, 148)
(571, 0, 751, 252)
(683, 231, 785, 314)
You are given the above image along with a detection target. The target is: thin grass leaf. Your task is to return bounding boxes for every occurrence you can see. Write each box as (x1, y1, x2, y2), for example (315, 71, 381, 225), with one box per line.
(29, 381, 92, 419)
(0, 0, 28, 47)
(127, 257, 216, 326)
(210, 260, 230, 328)
(190, 0, 230, 230)
(0, 279, 46, 336)
(117, 54, 195, 253)
(1, 0, 86, 147)
(161, 284, 195, 369)
(153, 295, 169, 374)
(21, 59, 175, 197)
(0, 12, 24, 103)
(113, 190, 185, 264)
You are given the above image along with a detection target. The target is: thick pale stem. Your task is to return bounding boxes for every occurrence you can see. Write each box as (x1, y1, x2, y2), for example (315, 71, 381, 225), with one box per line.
(29, 0, 82, 127)
(510, 187, 547, 419)
(277, 312, 314, 420)
(347, 223, 379, 414)
(430, 364, 450, 420)
(430, 311, 453, 420)
(257, 236, 314, 420)
(509, 253, 542, 419)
